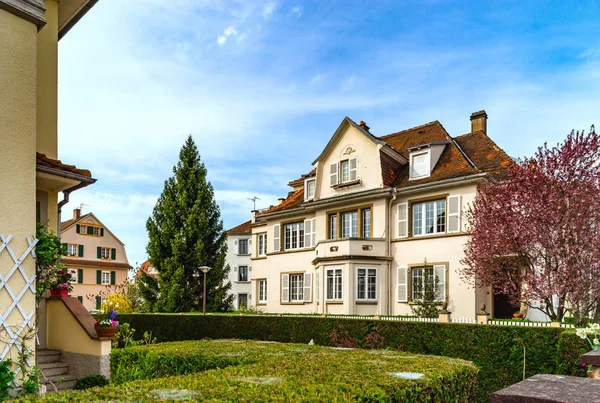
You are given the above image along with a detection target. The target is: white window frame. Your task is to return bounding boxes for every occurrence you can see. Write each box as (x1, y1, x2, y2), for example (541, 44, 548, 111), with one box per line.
(326, 267, 343, 301)
(362, 208, 371, 238)
(258, 279, 267, 303)
(92, 226, 100, 236)
(79, 225, 87, 234)
(68, 269, 78, 284)
(284, 222, 305, 250)
(257, 233, 267, 256)
(101, 271, 110, 285)
(341, 211, 358, 238)
(356, 267, 378, 302)
(411, 265, 447, 302)
(304, 178, 316, 201)
(328, 214, 337, 240)
(409, 150, 431, 179)
(289, 273, 304, 302)
(238, 239, 249, 255)
(67, 244, 78, 257)
(412, 199, 446, 236)
(315, 269, 320, 303)
(101, 247, 111, 260)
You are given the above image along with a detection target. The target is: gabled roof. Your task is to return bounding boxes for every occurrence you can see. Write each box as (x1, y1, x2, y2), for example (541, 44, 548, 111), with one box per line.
(61, 212, 127, 247)
(227, 220, 252, 235)
(312, 117, 386, 165)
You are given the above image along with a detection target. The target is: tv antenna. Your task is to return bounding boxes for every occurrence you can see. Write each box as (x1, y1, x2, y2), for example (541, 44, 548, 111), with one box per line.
(79, 202, 90, 212)
(247, 196, 260, 211)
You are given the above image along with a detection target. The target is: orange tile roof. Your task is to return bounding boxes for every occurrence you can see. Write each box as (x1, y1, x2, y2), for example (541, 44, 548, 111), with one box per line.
(36, 152, 93, 178)
(136, 259, 158, 278)
(227, 220, 252, 235)
(258, 189, 304, 216)
(287, 168, 317, 187)
(454, 131, 514, 180)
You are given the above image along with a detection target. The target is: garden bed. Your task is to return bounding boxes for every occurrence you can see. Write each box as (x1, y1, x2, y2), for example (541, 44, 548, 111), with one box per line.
(18, 340, 478, 402)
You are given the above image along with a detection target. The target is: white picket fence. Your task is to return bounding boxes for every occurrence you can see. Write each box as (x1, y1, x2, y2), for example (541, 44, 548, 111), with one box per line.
(489, 319, 574, 328)
(381, 316, 439, 323)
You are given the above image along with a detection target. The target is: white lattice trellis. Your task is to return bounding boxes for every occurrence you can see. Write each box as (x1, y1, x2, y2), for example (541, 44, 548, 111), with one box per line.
(0, 234, 37, 366)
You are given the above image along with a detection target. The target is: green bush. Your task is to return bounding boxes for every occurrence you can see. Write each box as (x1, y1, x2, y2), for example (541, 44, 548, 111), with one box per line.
(17, 340, 478, 402)
(113, 313, 586, 402)
(556, 330, 588, 376)
(73, 374, 109, 390)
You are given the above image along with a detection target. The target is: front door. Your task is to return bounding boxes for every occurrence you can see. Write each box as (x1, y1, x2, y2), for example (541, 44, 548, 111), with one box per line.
(493, 290, 519, 318)
(238, 293, 248, 310)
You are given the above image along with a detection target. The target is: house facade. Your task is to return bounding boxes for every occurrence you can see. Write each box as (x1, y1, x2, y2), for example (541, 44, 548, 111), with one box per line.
(61, 209, 132, 311)
(226, 221, 253, 309)
(251, 111, 514, 319)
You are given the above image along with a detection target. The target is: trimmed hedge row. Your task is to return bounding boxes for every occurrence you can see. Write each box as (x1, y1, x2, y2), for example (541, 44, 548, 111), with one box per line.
(116, 314, 588, 402)
(19, 340, 479, 402)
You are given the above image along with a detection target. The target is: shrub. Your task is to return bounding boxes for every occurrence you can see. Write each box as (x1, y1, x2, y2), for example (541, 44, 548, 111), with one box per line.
(556, 330, 588, 376)
(114, 313, 586, 402)
(17, 340, 478, 402)
(73, 374, 109, 390)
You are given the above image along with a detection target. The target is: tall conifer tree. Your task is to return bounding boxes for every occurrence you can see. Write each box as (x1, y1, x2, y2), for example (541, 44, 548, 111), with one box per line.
(141, 135, 233, 312)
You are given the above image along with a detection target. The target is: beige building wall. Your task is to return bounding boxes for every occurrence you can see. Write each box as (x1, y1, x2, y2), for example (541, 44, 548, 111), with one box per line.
(0, 8, 39, 360)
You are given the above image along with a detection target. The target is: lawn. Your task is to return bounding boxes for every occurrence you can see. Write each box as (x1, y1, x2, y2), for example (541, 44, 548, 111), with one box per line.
(20, 339, 478, 402)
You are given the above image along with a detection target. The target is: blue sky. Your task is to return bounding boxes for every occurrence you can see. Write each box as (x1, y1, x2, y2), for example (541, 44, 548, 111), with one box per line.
(58, 0, 600, 267)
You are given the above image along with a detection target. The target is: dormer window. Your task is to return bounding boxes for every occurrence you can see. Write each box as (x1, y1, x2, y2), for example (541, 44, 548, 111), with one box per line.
(410, 150, 430, 179)
(305, 178, 316, 201)
(330, 158, 358, 187)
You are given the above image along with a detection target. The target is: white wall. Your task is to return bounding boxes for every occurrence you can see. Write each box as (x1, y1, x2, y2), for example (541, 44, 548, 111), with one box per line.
(225, 233, 252, 309)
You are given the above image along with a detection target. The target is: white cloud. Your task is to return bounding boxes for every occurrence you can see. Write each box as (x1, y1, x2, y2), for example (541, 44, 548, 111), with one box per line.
(224, 26, 237, 36)
(263, 1, 276, 20)
(217, 25, 238, 46)
(290, 5, 302, 18)
(310, 74, 323, 85)
(217, 35, 227, 46)
(237, 32, 248, 43)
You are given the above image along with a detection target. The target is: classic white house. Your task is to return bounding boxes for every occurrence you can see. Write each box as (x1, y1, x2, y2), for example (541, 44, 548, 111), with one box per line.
(250, 111, 516, 319)
(225, 221, 253, 309)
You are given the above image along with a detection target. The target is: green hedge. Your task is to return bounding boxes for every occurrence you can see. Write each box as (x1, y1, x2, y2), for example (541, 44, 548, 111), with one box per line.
(115, 314, 588, 402)
(18, 340, 478, 402)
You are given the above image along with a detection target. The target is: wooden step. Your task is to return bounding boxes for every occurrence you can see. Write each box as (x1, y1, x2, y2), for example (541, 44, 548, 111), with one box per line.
(36, 349, 61, 364)
(37, 362, 69, 377)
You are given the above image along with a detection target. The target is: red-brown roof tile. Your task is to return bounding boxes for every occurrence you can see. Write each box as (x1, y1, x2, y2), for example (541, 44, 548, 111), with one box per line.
(380, 151, 403, 187)
(36, 152, 93, 178)
(258, 189, 304, 216)
(454, 131, 515, 180)
(227, 220, 252, 235)
(136, 259, 158, 278)
(287, 168, 317, 187)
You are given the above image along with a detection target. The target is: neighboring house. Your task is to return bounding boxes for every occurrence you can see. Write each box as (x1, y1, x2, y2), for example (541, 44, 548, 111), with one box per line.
(0, 0, 111, 384)
(251, 111, 515, 319)
(136, 260, 159, 279)
(226, 221, 253, 309)
(61, 209, 132, 311)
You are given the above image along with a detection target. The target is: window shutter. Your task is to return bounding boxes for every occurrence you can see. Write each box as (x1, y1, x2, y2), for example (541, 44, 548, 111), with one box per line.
(77, 269, 83, 284)
(76, 224, 80, 233)
(100, 228, 104, 236)
(281, 274, 289, 303)
(233, 266, 238, 272)
(248, 265, 252, 272)
(447, 195, 461, 233)
(397, 203, 408, 238)
(349, 158, 358, 181)
(77, 296, 83, 303)
(315, 269, 320, 302)
(397, 266, 408, 302)
(96, 270, 101, 284)
(304, 219, 312, 247)
(87, 226, 93, 235)
(304, 272, 312, 302)
(329, 162, 338, 186)
(95, 296, 101, 309)
(78, 245, 84, 257)
(273, 224, 280, 252)
(311, 218, 316, 247)
(97, 247, 102, 259)
(111, 248, 117, 260)
(434, 264, 446, 302)
(62, 243, 67, 252)
(111, 271, 116, 285)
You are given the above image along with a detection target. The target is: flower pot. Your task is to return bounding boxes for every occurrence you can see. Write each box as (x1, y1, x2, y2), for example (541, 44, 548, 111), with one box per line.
(95, 325, 118, 338)
(513, 314, 523, 319)
(50, 288, 68, 296)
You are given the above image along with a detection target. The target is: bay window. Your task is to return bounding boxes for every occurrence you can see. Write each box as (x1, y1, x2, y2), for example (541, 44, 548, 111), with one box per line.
(356, 268, 377, 301)
(329, 214, 337, 240)
(341, 211, 358, 238)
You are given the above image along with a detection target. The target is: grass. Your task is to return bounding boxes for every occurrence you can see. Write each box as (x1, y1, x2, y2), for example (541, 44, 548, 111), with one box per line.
(19, 340, 479, 402)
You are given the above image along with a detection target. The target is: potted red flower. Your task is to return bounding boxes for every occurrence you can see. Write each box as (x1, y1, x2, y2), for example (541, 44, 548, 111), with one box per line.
(49, 269, 73, 296)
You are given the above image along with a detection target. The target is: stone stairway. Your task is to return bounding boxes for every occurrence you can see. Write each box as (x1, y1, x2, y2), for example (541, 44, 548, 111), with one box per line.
(36, 349, 77, 393)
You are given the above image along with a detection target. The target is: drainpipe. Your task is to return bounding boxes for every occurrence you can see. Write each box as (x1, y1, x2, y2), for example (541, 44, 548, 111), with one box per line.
(57, 182, 91, 237)
(386, 188, 397, 316)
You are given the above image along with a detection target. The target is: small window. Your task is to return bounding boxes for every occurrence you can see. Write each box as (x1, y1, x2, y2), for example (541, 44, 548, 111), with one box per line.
(341, 211, 358, 238)
(356, 268, 377, 301)
(328, 214, 337, 240)
(412, 199, 446, 236)
(305, 179, 316, 200)
(101, 247, 111, 260)
(340, 160, 350, 183)
(289, 274, 304, 302)
(80, 225, 87, 234)
(238, 266, 249, 282)
(92, 227, 100, 236)
(410, 151, 430, 179)
(258, 279, 267, 303)
(284, 222, 304, 250)
(238, 293, 248, 310)
(326, 268, 343, 300)
(257, 233, 267, 256)
(67, 244, 78, 257)
(68, 269, 78, 284)
(362, 209, 371, 238)
(101, 271, 110, 285)
(238, 239, 249, 255)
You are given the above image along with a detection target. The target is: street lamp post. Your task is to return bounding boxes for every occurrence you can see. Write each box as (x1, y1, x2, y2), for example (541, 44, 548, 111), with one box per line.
(195, 266, 212, 315)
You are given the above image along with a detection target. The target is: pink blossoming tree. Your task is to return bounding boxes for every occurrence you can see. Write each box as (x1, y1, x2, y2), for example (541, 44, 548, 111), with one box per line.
(461, 126, 600, 324)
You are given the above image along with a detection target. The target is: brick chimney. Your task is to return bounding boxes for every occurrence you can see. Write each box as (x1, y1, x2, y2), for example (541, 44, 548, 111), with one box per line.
(470, 110, 487, 134)
(73, 208, 81, 220)
(359, 120, 371, 133)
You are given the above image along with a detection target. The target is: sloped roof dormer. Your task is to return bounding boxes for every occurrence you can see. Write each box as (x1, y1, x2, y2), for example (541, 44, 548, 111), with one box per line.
(407, 141, 450, 180)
